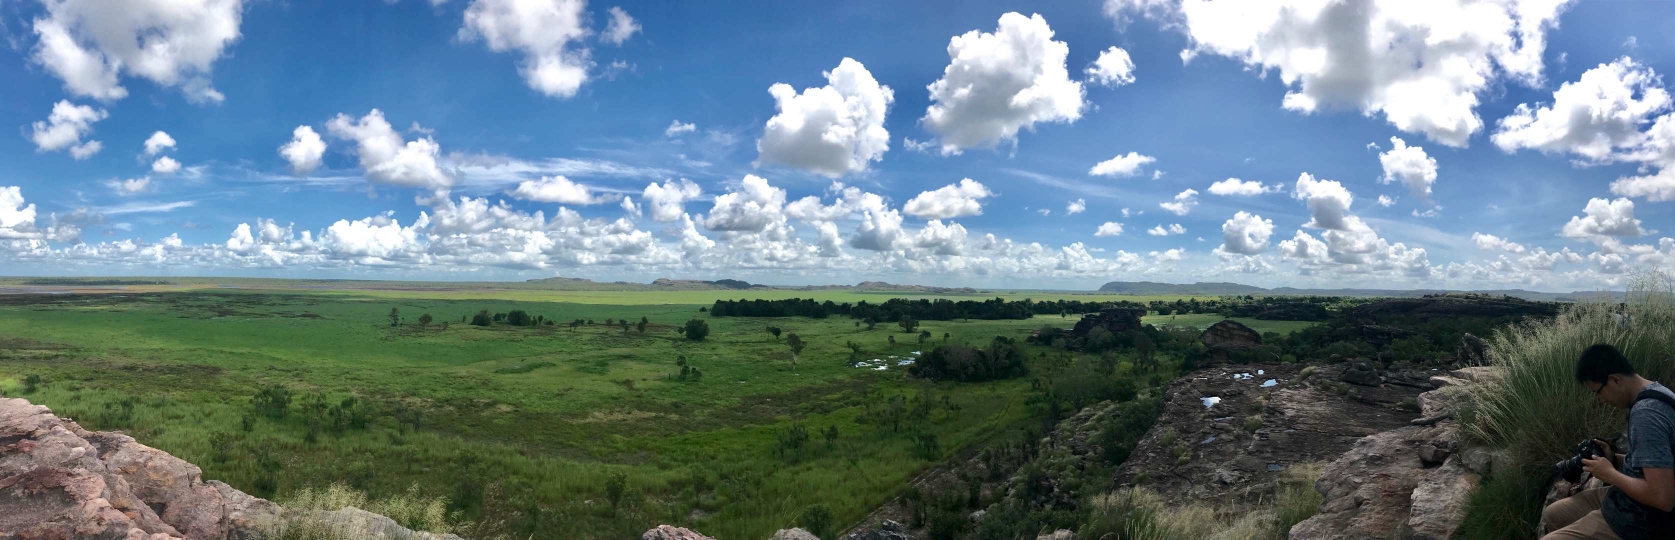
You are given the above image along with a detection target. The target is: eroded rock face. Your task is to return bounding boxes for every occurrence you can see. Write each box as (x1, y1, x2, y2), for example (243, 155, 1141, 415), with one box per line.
(841, 519, 910, 540)
(1115, 364, 1424, 507)
(1289, 370, 1494, 540)
(0, 397, 453, 540)
(769, 527, 822, 540)
(642, 525, 717, 540)
(1200, 320, 1263, 365)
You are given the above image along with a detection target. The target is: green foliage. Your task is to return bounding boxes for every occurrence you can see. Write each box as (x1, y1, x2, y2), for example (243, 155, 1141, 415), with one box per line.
(22, 373, 42, 393)
(799, 504, 834, 539)
(389, 307, 400, 327)
(252, 384, 292, 420)
(910, 336, 1027, 382)
(683, 318, 710, 341)
(505, 310, 532, 326)
(776, 424, 811, 459)
(469, 309, 492, 326)
(767, 326, 781, 339)
(1275, 463, 1325, 536)
(899, 316, 919, 333)
(914, 431, 940, 460)
(604, 471, 628, 516)
(417, 313, 433, 326)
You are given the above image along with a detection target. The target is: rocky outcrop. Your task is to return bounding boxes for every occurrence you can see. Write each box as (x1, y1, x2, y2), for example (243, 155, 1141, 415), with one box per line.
(1289, 369, 1496, 540)
(1458, 333, 1488, 364)
(642, 525, 718, 540)
(1115, 364, 1426, 506)
(1344, 295, 1560, 320)
(1200, 320, 1262, 365)
(0, 397, 457, 540)
(1071, 307, 1146, 338)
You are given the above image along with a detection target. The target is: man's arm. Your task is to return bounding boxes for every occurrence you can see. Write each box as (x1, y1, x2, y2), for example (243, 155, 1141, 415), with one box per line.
(1591, 465, 1674, 512)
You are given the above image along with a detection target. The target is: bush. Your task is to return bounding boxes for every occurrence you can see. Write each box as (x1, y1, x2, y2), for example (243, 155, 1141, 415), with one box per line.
(506, 310, 532, 326)
(252, 384, 292, 420)
(1275, 463, 1325, 535)
(278, 483, 456, 538)
(799, 504, 834, 539)
(22, 374, 42, 393)
(683, 319, 710, 341)
(605, 471, 628, 516)
(469, 310, 492, 326)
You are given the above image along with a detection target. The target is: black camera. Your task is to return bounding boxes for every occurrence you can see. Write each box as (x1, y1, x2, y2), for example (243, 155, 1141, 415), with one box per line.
(1555, 439, 1605, 483)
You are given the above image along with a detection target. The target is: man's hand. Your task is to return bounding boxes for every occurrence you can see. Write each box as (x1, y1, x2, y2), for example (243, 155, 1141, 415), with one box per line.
(1583, 455, 1620, 485)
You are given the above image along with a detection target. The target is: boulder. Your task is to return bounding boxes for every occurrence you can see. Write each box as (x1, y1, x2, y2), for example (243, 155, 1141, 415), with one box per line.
(1458, 333, 1488, 364)
(1201, 320, 1262, 365)
(841, 519, 910, 540)
(1340, 361, 1383, 387)
(770, 528, 821, 540)
(1036, 530, 1075, 540)
(0, 397, 445, 540)
(643, 525, 718, 540)
(1289, 424, 1433, 539)
(1406, 458, 1479, 540)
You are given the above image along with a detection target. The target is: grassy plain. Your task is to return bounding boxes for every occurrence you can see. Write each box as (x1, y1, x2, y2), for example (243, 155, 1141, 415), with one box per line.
(0, 287, 1306, 539)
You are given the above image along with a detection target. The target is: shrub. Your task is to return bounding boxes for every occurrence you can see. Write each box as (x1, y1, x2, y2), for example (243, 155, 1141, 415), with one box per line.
(776, 424, 810, 458)
(252, 384, 292, 420)
(470, 310, 492, 326)
(914, 431, 940, 460)
(417, 313, 433, 326)
(22, 374, 42, 393)
(1275, 463, 1325, 535)
(683, 319, 710, 341)
(899, 316, 919, 333)
(799, 504, 834, 539)
(605, 471, 628, 516)
(506, 310, 532, 326)
(1242, 415, 1263, 433)
(278, 483, 455, 538)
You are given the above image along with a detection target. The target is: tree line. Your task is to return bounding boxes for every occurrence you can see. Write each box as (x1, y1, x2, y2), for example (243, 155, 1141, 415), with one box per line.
(709, 297, 1148, 322)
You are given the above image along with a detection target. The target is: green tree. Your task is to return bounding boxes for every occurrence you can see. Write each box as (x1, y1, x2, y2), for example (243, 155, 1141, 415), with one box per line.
(684, 319, 710, 341)
(637, 317, 648, 334)
(417, 313, 433, 326)
(252, 385, 291, 420)
(918, 330, 931, 345)
(787, 333, 806, 370)
(620, 319, 630, 334)
(471, 310, 492, 326)
(767, 326, 782, 340)
(800, 504, 835, 539)
(899, 316, 919, 333)
(605, 471, 628, 516)
(388, 307, 400, 327)
(506, 310, 531, 326)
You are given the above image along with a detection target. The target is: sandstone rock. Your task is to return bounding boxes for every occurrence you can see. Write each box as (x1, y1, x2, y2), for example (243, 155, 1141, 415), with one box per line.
(1458, 333, 1488, 364)
(1289, 424, 1433, 539)
(841, 519, 909, 540)
(1407, 458, 1479, 540)
(1200, 319, 1264, 365)
(770, 527, 821, 540)
(644, 524, 717, 540)
(1340, 362, 1382, 387)
(0, 397, 443, 540)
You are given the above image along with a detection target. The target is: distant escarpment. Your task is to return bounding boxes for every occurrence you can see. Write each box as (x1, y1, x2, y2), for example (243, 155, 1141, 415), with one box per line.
(0, 397, 458, 539)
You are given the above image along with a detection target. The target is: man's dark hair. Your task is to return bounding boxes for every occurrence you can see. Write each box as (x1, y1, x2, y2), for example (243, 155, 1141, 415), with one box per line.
(1575, 343, 1636, 384)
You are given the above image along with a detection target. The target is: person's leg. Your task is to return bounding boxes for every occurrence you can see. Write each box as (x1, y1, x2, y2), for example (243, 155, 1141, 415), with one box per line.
(1540, 510, 1620, 540)
(1541, 488, 1610, 534)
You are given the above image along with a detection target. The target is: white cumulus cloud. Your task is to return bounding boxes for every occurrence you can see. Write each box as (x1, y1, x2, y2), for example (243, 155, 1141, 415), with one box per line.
(1109, 0, 1573, 147)
(151, 157, 181, 174)
(1086, 46, 1136, 87)
(1216, 211, 1273, 255)
(1147, 223, 1186, 236)
(1378, 137, 1438, 200)
(903, 179, 993, 219)
(1089, 151, 1156, 177)
(921, 12, 1084, 154)
(704, 175, 786, 232)
(756, 58, 893, 177)
(460, 0, 592, 98)
(30, 100, 106, 157)
(1095, 222, 1123, 237)
(1492, 57, 1670, 162)
(665, 120, 696, 137)
(1561, 197, 1645, 238)
(280, 125, 327, 175)
(1207, 177, 1280, 196)
(1066, 198, 1086, 215)
(643, 178, 702, 222)
(511, 175, 601, 205)
(601, 6, 639, 45)
(143, 131, 176, 156)
(325, 110, 450, 189)
(1159, 189, 1197, 216)
(30, 0, 245, 103)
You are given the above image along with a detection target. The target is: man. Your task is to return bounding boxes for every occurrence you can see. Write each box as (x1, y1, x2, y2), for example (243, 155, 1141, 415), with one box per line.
(1542, 343, 1675, 539)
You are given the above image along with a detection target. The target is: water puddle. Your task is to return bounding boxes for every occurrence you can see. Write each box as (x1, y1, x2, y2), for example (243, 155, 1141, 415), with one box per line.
(1201, 396, 1221, 408)
(1261, 379, 1278, 388)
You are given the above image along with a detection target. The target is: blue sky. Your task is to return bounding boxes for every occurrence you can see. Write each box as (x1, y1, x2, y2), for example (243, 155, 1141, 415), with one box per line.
(2, 0, 1673, 291)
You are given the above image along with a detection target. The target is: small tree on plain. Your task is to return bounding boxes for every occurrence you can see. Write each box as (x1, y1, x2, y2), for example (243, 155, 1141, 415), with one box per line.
(388, 307, 400, 327)
(787, 333, 806, 370)
(684, 319, 710, 341)
(637, 316, 648, 334)
(918, 330, 931, 345)
(605, 471, 627, 516)
(418, 313, 433, 326)
(942, 332, 950, 343)
(767, 326, 782, 340)
(864, 318, 877, 331)
(620, 320, 630, 334)
(898, 316, 918, 333)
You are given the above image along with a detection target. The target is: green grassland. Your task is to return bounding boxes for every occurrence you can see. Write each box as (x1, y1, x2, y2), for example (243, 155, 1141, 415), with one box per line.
(0, 289, 1302, 539)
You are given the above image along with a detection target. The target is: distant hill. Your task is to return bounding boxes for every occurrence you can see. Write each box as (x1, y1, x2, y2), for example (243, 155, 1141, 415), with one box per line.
(781, 281, 982, 294)
(1097, 281, 1619, 302)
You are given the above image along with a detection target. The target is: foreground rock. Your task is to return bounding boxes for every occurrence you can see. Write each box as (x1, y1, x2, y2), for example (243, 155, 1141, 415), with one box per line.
(1200, 320, 1263, 365)
(1289, 369, 1496, 540)
(0, 397, 458, 540)
(1115, 363, 1426, 506)
(643, 524, 718, 540)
